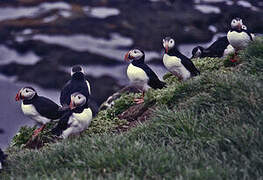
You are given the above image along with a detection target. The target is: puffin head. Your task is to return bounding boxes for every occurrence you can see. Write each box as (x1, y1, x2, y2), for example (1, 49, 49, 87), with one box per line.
(191, 46, 204, 59)
(15, 87, 37, 101)
(231, 18, 243, 31)
(241, 24, 247, 31)
(124, 49, 145, 63)
(69, 92, 86, 110)
(71, 65, 84, 76)
(162, 37, 175, 53)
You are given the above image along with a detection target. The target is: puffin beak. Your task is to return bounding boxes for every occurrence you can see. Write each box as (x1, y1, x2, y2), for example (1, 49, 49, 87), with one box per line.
(237, 23, 242, 31)
(124, 51, 130, 62)
(165, 43, 169, 53)
(69, 100, 75, 110)
(15, 91, 21, 101)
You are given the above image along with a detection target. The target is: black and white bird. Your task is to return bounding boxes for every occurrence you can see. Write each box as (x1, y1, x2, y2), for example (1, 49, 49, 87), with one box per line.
(191, 36, 230, 59)
(52, 92, 92, 139)
(124, 48, 166, 104)
(163, 37, 200, 81)
(15, 87, 64, 137)
(0, 148, 7, 170)
(227, 18, 253, 52)
(60, 65, 91, 109)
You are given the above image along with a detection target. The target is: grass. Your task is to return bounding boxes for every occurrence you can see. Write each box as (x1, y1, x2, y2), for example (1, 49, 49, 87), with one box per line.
(1, 38, 263, 179)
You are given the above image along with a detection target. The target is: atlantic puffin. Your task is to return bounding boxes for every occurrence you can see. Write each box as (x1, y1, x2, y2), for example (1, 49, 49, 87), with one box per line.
(0, 148, 7, 170)
(191, 36, 230, 59)
(124, 48, 166, 104)
(227, 18, 253, 51)
(163, 37, 200, 81)
(52, 92, 92, 139)
(60, 65, 91, 108)
(15, 87, 64, 137)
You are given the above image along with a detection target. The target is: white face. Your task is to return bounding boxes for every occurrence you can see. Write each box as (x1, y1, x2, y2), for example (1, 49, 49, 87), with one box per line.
(242, 25, 247, 30)
(19, 87, 36, 100)
(231, 18, 243, 29)
(70, 93, 86, 109)
(163, 38, 175, 53)
(128, 49, 144, 61)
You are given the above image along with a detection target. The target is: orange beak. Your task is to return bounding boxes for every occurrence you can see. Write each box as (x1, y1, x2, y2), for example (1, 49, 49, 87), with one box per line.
(124, 51, 130, 62)
(15, 91, 21, 101)
(69, 100, 75, 110)
(165, 44, 169, 53)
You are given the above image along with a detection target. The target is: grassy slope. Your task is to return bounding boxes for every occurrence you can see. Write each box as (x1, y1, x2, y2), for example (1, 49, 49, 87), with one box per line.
(1, 38, 263, 179)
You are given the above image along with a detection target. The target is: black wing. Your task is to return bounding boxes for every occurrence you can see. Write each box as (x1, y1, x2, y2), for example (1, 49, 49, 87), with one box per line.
(137, 63, 166, 89)
(0, 148, 7, 163)
(51, 111, 72, 136)
(60, 80, 71, 106)
(32, 96, 62, 119)
(206, 36, 229, 57)
(178, 52, 200, 76)
(60, 80, 90, 106)
(244, 30, 253, 41)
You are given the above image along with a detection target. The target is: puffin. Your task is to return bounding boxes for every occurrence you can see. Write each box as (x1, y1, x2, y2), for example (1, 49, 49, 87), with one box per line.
(60, 65, 91, 109)
(163, 37, 200, 81)
(191, 36, 230, 59)
(227, 18, 253, 52)
(15, 87, 64, 137)
(0, 148, 7, 170)
(124, 48, 166, 104)
(52, 92, 92, 139)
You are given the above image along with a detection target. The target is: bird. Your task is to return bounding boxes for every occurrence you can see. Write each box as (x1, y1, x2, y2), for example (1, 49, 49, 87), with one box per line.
(0, 148, 7, 170)
(52, 92, 92, 139)
(227, 18, 253, 52)
(60, 65, 91, 109)
(15, 87, 64, 137)
(163, 37, 200, 81)
(191, 36, 230, 59)
(124, 48, 166, 104)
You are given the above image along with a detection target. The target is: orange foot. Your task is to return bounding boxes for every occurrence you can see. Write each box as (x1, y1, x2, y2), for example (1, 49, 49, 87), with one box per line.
(134, 98, 144, 104)
(32, 125, 45, 137)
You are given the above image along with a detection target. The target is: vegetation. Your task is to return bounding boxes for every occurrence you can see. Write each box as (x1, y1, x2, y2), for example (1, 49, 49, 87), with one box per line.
(1, 38, 263, 179)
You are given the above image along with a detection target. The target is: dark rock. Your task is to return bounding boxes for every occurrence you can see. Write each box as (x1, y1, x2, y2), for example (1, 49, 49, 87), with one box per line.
(118, 100, 155, 122)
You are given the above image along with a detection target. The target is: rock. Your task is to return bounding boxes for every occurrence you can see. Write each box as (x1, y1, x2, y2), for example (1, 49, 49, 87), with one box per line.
(118, 100, 156, 122)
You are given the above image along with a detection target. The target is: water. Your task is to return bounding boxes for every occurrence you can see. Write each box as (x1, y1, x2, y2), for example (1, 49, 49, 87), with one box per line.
(16, 33, 160, 61)
(0, 2, 72, 22)
(0, 45, 40, 65)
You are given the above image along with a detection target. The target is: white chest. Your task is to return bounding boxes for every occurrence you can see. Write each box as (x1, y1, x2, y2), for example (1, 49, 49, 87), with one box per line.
(21, 102, 50, 124)
(127, 64, 149, 85)
(69, 108, 93, 128)
(163, 54, 190, 80)
(227, 31, 251, 50)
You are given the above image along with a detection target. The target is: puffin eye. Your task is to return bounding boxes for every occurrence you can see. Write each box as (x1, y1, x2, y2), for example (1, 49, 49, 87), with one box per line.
(78, 96, 81, 99)
(169, 40, 173, 44)
(25, 90, 28, 93)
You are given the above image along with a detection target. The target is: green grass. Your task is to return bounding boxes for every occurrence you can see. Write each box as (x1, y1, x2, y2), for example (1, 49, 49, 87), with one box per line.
(1, 38, 263, 179)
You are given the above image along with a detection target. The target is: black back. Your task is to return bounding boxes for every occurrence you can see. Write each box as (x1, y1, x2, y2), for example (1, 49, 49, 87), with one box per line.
(60, 72, 90, 106)
(167, 47, 200, 76)
(0, 148, 7, 166)
(131, 55, 166, 89)
(23, 95, 63, 120)
(51, 105, 87, 136)
(51, 111, 72, 136)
